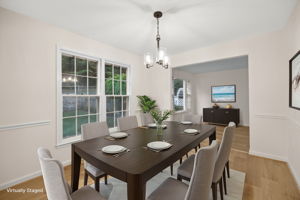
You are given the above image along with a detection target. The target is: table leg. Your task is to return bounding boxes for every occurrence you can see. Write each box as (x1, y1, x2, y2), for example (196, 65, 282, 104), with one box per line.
(127, 174, 146, 200)
(209, 130, 216, 144)
(71, 145, 81, 192)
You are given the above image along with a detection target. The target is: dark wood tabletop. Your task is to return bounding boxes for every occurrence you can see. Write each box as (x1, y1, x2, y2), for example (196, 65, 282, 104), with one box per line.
(71, 121, 216, 200)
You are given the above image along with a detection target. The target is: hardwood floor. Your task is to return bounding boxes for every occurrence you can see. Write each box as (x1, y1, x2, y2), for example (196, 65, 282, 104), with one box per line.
(0, 125, 299, 200)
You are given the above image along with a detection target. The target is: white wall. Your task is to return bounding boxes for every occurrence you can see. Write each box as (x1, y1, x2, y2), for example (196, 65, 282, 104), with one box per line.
(194, 68, 249, 126)
(0, 7, 150, 188)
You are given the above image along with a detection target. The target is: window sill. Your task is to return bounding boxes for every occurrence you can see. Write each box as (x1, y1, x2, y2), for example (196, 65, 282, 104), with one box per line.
(174, 110, 187, 114)
(56, 136, 82, 148)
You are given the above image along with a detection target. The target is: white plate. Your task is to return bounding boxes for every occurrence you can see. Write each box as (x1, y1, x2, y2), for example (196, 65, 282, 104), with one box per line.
(147, 123, 167, 128)
(102, 145, 126, 154)
(181, 121, 192, 125)
(184, 129, 198, 134)
(147, 141, 172, 150)
(110, 132, 128, 139)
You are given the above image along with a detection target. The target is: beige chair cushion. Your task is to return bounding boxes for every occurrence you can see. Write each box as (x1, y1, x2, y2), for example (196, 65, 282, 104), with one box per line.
(71, 186, 105, 200)
(117, 116, 138, 131)
(177, 155, 195, 180)
(147, 178, 188, 200)
(85, 163, 105, 177)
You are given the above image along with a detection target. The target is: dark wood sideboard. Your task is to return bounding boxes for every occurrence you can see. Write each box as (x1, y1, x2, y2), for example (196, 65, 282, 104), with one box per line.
(203, 108, 240, 126)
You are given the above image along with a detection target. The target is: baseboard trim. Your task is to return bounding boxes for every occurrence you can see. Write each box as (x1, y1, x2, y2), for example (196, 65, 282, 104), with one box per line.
(249, 150, 288, 162)
(287, 160, 300, 190)
(0, 160, 71, 190)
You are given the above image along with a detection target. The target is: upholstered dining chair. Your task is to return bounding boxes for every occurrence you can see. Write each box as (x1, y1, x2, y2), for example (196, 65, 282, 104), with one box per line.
(37, 147, 106, 200)
(225, 122, 236, 180)
(182, 113, 202, 124)
(117, 115, 138, 131)
(177, 124, 236, 200)
(81, 122, 109, 192)
(140, 112, 154, 126)
(147, 140, 218, 200)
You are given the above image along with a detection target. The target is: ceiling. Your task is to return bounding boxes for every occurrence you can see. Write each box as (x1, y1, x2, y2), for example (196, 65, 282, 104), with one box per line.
(175, 55, 248, 73)
(0, 0, 298, 55)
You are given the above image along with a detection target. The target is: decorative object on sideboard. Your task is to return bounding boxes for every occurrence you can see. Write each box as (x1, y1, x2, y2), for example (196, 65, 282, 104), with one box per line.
(225, 104, 233, 109)
(212, 103, 219, 109)
(289, 50, 300, 110)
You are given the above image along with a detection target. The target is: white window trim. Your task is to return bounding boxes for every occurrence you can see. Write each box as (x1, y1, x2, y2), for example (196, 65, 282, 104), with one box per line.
(101, 60, 131, 132)
(56, 46, 131, 146)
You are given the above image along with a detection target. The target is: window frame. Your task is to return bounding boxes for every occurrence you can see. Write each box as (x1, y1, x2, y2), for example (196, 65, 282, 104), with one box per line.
(56, 47, 131, 146)
(172, 78, 186, 113)
(102, 60, 131, 132)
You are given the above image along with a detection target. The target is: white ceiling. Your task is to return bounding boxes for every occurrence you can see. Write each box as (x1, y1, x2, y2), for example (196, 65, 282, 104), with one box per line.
(0, 0, 298, 55)
(175, 55, 248, 73)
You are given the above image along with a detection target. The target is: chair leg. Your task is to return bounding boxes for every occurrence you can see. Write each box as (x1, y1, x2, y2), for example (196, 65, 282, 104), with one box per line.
(95, 177, 100, 192)
(226, 161, 230, 178)
(185, 153, 189, 158)
(170, 164, 173, 176)
(84, 171, 88, 186)
(104, 174, 108, 185)
(177, 175, 182, 181)
(212, 182, 217, 200)
(180, 158, 183, 164)
(194, 147, 197, 153)
(223, 170, 227, 195)
(198, 144, 201, 148)
(219, 178, 224, 200)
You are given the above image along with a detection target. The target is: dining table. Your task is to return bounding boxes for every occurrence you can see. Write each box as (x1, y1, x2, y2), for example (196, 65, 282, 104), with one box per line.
(71, 121, 216, 200)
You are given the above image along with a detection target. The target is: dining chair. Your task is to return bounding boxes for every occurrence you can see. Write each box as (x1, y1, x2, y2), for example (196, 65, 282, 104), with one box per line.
(117, 115, 138, 131)
(182, 113, 202, 124)
(225, 122, 236, 180)
(177, 124, 235, 200)
(37, 147, 106, 200)
(140, 112, 154, 126)
(147, 140, 218, 200)
(82, 122, 109, 192)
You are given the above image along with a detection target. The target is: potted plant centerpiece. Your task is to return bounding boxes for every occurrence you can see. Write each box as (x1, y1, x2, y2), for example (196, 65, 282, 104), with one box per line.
(150, 109, 173, 135)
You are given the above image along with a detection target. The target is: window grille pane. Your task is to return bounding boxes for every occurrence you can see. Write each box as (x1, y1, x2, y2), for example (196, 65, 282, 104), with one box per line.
(114, 80, 120, 95)
(89, 114, 98, 123)
(63, 97, 76, 117)
(105, 79, 113, 95)
(115, 97, 122, 111)
(106, 113, 114, 128)
(76, 58, 87, 76)
(76, 76, 87, 95)
(121, 81, 127, 95)
(77, 97, 89, 115)
(88, 61, 97, 77)
(105, 64, 113, 79)
(115, 112, 122, 126)
(88, 78, 97, 95)
(114, 66, 121, 80)
(62, 55, 75, 75)
(90, 97, 99, 114)
(121, 68, 127, 80)
(62, 74, 75, 94)
(77, 115, 88, 135)
(106, 97, 114, 112)
(63, 117, 76, 138)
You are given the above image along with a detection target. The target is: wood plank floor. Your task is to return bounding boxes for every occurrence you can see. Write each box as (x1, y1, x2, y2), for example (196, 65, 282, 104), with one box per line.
(0, 126, 299, 200)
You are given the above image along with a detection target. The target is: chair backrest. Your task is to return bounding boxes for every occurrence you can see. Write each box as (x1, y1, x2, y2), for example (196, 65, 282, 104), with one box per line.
(81, 121, 109, 140)
(212, 125, 235, 182)
(182, 113, 202, 124)
(117, 116, 138, 131)
(185, 141, 218, 200)
(140, 113, 154, 126)
(37, 147, 71, 200)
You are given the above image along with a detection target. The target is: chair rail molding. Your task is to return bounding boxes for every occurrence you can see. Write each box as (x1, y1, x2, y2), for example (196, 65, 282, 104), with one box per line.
(254, 114, 286, 120)
(0, 120, 51, 131)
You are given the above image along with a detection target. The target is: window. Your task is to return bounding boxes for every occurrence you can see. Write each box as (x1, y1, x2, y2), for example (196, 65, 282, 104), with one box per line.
(173, 79, 186, 111)
(57, 48, 130, 145)
(105, 63, 129, 128)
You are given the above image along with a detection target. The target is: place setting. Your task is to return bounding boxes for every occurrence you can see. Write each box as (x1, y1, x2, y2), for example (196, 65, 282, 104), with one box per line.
(179, 120, 193, 125)
(181, 128, 200, 136)
(100, 145, 130, 157)
(143, 141, 173, 153)
(104, 132, 129, 141)
(147, 123, 167, 129)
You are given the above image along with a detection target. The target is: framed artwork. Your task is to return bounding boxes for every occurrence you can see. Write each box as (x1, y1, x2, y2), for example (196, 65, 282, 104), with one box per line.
(289, 50, 300, 110)
(211, 85, 236, 103)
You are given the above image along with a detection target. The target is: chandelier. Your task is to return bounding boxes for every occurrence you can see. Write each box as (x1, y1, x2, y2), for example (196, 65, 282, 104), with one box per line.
(144, 11, 170, 69)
